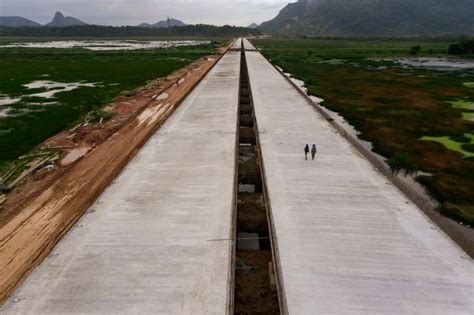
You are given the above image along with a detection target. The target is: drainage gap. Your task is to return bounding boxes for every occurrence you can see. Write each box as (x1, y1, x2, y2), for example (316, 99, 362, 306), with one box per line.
(233, 42, 281, 314)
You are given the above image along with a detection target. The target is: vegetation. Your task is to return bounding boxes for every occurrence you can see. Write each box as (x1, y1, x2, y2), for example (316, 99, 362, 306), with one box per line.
(409, 45, 421, 55)
(388, 154, 418, 176)
(448, 39, 474, 55)
(0, 24, 261, 38)
(0, 42, 216, 168)
(254, 38, 474, 225)
(259, 0, 474, 36)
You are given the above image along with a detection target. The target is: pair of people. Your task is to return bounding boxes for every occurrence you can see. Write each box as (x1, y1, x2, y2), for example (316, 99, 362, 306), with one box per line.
(304, 144, 317, 160)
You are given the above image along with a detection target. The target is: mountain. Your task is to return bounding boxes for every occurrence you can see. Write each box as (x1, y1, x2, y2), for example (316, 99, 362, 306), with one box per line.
(46, 11, 88, 27)
(0, 16, 41, 27)
(248, 23, 259, 29)
(139, 18, 186, 28)
(260, 0, 474, 36)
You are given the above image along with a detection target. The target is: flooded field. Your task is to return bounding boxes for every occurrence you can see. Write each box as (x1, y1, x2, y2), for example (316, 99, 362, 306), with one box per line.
(0, 41, 216, 168)
(396, 58, 474, 71)
(1, 40, 210, 51)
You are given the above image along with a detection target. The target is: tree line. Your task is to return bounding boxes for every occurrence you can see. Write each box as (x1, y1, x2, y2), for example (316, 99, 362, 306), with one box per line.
(448, 38, 474, 55)
(0, 24, 262, 38)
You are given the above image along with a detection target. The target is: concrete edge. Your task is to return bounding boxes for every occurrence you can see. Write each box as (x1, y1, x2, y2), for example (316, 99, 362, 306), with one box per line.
(243, 49, 290, 314)
(226, 37, 239, 315)
(247, 43, 473, 258)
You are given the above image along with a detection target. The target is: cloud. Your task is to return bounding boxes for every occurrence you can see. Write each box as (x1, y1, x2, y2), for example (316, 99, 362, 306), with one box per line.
(0, 0, 295, 26)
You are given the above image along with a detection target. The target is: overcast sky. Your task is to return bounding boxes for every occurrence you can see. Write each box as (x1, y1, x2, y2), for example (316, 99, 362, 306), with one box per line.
(0, 0, 294, 26)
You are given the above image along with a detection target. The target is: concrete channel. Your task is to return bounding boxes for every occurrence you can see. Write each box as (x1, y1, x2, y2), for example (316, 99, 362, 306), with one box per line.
(232, 40, 281, 314)
(1, 50, 241, 314)
(245, 46, 473, 314)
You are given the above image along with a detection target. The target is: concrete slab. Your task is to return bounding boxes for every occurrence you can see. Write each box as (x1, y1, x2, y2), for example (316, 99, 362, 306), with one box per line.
(1, 51, 240, 314)
(231, 38, 242, 50)
(246, 50, 473, 314)
(243, 38, 256, 51)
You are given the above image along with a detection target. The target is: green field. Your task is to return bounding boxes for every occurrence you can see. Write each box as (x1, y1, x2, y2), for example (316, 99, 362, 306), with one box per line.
(253, 38, 474, 225)
(0, 41, 216, 170)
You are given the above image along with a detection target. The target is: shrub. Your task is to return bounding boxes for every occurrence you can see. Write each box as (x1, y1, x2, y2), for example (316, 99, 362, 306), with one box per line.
(450, 134, 470, 143)
(461, 143, 474, 153)
(448, 39, 474, 55)
(388, 153, 418, 176)
(409, 45, 421, 55)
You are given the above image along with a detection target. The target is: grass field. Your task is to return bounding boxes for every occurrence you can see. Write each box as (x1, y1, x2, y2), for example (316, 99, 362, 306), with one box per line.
(253, 38, 474, 225)
(0, 41, 216, 171)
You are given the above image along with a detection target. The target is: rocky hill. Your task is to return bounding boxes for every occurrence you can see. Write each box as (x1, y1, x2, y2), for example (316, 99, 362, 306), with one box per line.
(0, 17, 41, 27)
(46, 11, 88, 27)
(260, 0, 474, 36)
(139, 18, 186, 28)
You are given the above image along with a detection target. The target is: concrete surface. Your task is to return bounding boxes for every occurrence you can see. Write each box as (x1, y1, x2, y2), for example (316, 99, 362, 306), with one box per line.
(1, 51, 240, 314)
(243, 38, 256, 50)
(246, 50, 474, 314)
(231, 38, 242, 50)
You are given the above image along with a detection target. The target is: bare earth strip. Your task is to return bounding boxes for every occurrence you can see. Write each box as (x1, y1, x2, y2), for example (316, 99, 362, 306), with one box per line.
(0, 41, 236, 305)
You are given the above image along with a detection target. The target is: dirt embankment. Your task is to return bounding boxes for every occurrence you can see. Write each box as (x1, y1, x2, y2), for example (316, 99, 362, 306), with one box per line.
(0, 39, 236, 304)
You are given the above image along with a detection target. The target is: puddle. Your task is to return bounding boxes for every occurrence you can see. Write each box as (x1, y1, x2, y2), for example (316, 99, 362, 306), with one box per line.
(277, 67, 325, 104)
(28, 101, 59, 106)
(155, 92, 169, 101)
(0, 96, 21, 106)
(2, 40, 210, 51)
(61, 147, 90, 166)
(237, 232, 260, 250)
(396, 58, 474, 71)
(239, 146, 256, 163)
(0, 108, 11, 117)
(239, 184, 256, 193)
(24, 80, 99, 99)
(319, 59, 344, 65)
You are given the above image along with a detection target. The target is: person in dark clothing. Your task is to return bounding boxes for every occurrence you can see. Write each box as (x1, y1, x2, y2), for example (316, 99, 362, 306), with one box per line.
(311, 144, 317, 160)
(304, 144, 310, 160)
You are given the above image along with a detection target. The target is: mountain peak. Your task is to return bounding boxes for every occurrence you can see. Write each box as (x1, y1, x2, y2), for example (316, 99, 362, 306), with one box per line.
(53, 11, 65, 19)
(139, 18, 186, 28)
(46, 11, 88, 27)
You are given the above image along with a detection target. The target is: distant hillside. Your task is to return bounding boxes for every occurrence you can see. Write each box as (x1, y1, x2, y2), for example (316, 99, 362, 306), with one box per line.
(248, 23, 259, 29)
(0, 24, 262, 38)
(260, 0, 474, 36)
(46, 11, 88, 27)
(0, 16, 41, 27)
(139, 18, 186, 28)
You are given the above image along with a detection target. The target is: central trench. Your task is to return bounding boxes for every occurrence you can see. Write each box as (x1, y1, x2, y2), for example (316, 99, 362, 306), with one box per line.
(232, 41, 281, 314)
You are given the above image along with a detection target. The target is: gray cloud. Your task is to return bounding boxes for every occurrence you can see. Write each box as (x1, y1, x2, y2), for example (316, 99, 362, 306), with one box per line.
(0, 0, 295, 26)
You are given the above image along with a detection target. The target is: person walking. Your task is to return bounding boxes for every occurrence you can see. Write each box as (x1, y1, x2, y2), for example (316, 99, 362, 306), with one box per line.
(304, 144, 310, 160)
(311, 144, 317, 160)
